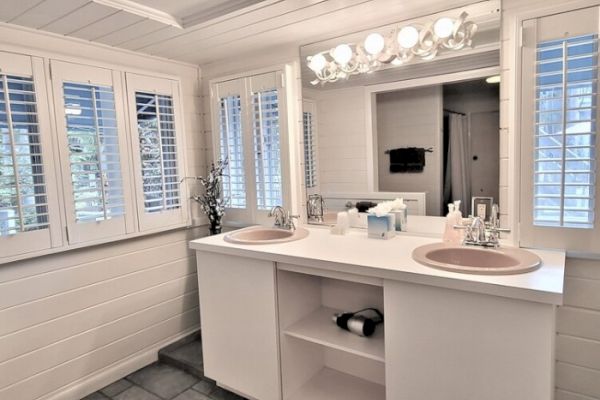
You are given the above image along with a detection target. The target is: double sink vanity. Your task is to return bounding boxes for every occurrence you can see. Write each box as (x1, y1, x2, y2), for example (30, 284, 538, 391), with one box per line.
(190, 224, 565, 400)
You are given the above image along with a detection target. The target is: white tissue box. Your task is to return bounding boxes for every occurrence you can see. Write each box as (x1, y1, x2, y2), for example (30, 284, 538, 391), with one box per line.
(367, 214, 396, 239)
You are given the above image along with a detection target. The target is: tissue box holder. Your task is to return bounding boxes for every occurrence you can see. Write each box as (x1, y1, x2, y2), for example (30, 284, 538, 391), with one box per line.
(367, 214, 396, 239)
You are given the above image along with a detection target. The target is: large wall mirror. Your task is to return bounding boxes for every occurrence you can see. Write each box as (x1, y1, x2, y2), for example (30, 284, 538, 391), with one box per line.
(300, 1, 501, 222)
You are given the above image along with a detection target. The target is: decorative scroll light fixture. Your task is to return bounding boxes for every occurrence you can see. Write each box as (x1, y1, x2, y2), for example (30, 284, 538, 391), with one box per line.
(307, 12, 478, 85)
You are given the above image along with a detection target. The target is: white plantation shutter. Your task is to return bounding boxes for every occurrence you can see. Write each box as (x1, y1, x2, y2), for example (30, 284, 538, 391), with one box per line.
(218, 93, 246, 208)
(252, 88, 282, 210)
(303, 100, 318, 189)
(520, 7, 600, 251)
(135, 92, 180, 213)
(0, 53, 61, 260)
(63, 82, 125, 222)
(534, 34, 598, 228)
(126, 73, 188, 232)
(52, 61, 135, 244)
(212, 71, 289, 224)
(0, 74, 49, 234)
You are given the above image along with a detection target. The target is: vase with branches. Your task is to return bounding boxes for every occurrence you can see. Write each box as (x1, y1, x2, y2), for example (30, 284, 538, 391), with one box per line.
(191, 158, 229, 235)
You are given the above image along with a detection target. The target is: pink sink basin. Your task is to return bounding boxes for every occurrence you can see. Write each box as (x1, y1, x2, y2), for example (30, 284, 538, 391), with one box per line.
(412, 242, 542, 275)
(224, 225, 309, 245)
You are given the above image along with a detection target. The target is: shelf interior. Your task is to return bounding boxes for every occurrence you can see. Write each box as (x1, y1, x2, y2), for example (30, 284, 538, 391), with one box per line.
(283, 306, 385, 363)
(287, 367, 386, 400)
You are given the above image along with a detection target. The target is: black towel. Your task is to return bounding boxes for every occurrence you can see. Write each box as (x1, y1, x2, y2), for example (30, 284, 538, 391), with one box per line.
(388, 147, 426, 173)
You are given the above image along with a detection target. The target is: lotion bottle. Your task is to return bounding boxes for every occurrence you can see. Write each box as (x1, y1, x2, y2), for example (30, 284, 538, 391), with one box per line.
(452, 200, 463, 243)
(443, 203, 455, 242)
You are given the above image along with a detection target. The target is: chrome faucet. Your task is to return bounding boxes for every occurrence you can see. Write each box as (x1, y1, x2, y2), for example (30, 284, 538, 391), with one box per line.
(269, 206, 300, 231)
(454, 204, 510, 248)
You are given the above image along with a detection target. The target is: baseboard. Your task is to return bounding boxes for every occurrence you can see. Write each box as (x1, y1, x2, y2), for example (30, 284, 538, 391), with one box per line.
(39, 326, 200, 400)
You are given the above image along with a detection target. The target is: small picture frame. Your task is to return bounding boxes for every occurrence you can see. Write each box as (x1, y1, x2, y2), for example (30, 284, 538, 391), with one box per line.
(471, 197, 494, 222)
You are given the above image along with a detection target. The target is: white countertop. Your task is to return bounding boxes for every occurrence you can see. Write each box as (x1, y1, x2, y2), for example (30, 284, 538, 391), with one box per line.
(190, 226, 565, 305)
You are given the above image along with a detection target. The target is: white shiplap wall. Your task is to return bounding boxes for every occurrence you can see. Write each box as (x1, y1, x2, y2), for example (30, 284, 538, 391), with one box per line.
(557, 258, 600, 400)
(0, 24, 206, 400)
(302, 86, 369, 194)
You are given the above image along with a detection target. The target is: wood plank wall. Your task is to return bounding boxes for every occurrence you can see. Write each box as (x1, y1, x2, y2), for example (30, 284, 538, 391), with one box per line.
(556, 258, 600, 400)
(0, 227, 206, 400)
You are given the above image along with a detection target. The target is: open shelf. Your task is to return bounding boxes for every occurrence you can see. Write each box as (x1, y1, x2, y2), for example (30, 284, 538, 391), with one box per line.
(283, 306, 385, 362)
(288, 367, 386, 400)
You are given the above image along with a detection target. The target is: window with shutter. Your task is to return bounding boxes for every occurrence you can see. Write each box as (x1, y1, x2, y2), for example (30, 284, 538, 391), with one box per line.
(125, 73, 187, 232)
(520, 7, 600, 251)
(219, 94, 246, 209)
(51, 61, 134, 244)
(0, 53, 60, 261)
(0, 74, 49, 235)
(303, 100, 318, 190)
(534, 34, 598, 228)
(252, 89, 282, 210)
(63, 82, 125, 223)
(212, 71, 290, 224)
(135, 92, 180, 213)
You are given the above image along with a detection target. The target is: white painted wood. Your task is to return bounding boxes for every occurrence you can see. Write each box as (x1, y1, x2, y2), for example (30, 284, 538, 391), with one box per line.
(564, 277, 600, 311)
(196, 251, 281, 400)
(557, 306, 600, 342)
(0, 52, 63, 259)
(0, 239, 190, 309)
(96, 19, 167, 47)
(0, 274, 196, 363)
(283, 306, 385, 362)
(0, 256, 196, 336)
(70, 11, 145, 41)
(124, 72, 190, 232)
(0, 293, 198, 388)
(288, 367, 385, 400)
(50, 60, 136, 244)
(42, 3, 117, 35)
(0, 0, 47, 22)
(384, 279, 556, 400)
(9, 0, 88, 29)
(556, 389, 600, 400)
(557, 334, 600, 371)
(277, 263, 383, 287)
(0, 309, 199, 400)
(323, 348, 386, 387)
(556, 362, 600, 399)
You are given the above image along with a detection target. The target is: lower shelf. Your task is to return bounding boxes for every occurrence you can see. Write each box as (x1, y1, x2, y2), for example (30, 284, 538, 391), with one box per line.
(288, 368, 386, 400)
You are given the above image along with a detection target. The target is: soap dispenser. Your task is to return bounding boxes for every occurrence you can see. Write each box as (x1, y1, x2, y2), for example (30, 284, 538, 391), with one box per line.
(452, 200, 464, 243)
(443, 203, 455, 242)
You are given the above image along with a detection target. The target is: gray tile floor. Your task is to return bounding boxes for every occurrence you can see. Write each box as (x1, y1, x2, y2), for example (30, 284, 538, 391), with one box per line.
(81, 362, 246, 400)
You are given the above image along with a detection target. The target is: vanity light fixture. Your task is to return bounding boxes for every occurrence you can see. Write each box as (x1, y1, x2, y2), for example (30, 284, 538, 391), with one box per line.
(307, 12, 477, 85)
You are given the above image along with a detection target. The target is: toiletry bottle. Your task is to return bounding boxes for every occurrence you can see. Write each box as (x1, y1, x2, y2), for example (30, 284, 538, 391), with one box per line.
(452, 200, 463, 243)
(443, 203, 455, 242)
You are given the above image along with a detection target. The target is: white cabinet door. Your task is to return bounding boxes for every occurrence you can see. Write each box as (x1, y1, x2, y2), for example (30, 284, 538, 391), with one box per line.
(384, 279, 555, 400)
(196, 252, 281, 400)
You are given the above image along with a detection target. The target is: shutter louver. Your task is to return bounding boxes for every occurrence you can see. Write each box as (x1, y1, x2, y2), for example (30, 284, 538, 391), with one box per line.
(534, 34, 598, 228)
(63, 82, 125, 223)
(135, 92, 181, 213)
(252, 89, 282, 210)
(219, 95, 246, 208)
(0, 74, 49, 236)
(303, 110, 317, 189)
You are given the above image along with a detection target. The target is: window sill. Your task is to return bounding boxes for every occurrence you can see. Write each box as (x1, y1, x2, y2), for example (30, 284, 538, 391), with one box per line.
(0, 221, 200, 266)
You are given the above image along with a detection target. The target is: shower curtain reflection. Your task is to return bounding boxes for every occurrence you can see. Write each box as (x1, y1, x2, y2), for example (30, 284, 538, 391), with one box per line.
(443, 112, 471, 214)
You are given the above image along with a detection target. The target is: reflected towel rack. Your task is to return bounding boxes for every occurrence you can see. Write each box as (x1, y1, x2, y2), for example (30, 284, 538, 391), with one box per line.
(384, 147, 433, 154)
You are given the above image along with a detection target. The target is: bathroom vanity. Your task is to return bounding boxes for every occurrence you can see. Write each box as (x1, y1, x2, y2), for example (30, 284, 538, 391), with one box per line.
(189, 227, 564, 400)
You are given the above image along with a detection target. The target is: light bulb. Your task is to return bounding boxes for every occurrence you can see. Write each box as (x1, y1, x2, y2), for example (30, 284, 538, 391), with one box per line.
(434, 17, 454, 38)
(332, 44, 353, 65)
(486, 75, 501, 84)
(308, 54, 327, 72)
(364, 33, 385, 55)
(397, 26, 419, 49)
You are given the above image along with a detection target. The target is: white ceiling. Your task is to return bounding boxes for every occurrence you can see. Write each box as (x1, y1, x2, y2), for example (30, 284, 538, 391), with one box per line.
(0, 0, 493, 66)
